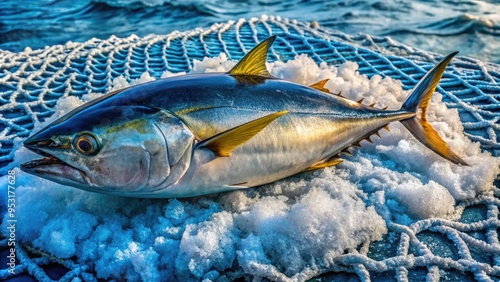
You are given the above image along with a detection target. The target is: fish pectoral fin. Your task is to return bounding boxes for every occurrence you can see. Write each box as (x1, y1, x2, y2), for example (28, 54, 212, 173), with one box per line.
(228, 35, 276, 78)
(309, 79, 330, 93)
(303, 157, 343, 172)
(197, 110, 288, 157)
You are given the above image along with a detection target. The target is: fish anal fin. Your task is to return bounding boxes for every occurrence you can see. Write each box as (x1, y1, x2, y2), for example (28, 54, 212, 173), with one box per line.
(228, 36, 276, 77)
(309, 79, 330, 93)
(304, 157, 343, 172)
(198, 110, 288, 157)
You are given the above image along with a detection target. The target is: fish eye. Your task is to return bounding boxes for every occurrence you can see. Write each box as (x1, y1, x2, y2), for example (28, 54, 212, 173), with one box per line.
(73, 133, 99, 155)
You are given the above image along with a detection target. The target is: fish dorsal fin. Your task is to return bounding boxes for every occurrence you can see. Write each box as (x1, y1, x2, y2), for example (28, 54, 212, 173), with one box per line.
(309, 79, 330, 93)
(228, 35, 276, 77)
(198, 110, 288, 157)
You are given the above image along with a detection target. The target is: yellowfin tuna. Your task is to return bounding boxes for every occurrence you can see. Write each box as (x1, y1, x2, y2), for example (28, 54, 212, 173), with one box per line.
(20, 36, 468, 197)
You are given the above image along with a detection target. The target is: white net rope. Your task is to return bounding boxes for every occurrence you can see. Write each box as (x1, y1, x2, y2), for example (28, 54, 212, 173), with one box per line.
(0, 17, 499, 281)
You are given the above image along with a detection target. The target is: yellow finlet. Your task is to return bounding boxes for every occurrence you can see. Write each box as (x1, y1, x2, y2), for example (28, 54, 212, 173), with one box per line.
(228, 35, 276, 77)
(309, 79, 330, 93)
(304, 157, 343, 172)
(198, 110, 288, 157)
(341, 149, 352, 156)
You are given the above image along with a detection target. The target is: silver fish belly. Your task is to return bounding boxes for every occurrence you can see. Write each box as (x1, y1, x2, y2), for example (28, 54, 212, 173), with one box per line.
(20, 36, 468, 198)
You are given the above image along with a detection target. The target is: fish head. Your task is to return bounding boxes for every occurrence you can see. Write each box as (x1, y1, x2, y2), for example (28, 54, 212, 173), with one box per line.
(20, 105, 176, 195)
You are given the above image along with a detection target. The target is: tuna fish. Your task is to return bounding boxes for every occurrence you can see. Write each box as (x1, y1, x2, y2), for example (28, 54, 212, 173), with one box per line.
(20, 36, 468, 197)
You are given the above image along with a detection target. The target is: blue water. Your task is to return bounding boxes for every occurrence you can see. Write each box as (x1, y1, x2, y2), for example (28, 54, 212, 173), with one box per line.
(0, 0, 499, 62)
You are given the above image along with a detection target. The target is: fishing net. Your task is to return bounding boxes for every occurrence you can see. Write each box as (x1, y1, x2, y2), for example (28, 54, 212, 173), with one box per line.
(0, 16, 499, 281)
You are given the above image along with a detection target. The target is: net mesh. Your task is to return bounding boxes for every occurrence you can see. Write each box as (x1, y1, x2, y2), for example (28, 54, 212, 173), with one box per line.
(0, 16, 499, 281)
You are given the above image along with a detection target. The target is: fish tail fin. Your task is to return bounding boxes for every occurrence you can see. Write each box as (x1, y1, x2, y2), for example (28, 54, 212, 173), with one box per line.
(400, 52, 468, 165)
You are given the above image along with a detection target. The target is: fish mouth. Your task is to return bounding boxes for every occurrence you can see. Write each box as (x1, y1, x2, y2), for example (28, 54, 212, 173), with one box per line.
(21, 155, 65, 170)
(20, 143, 90, 187)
